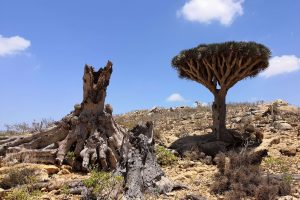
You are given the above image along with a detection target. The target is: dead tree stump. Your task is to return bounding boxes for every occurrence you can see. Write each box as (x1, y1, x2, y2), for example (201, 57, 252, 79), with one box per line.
(0, 61, 180, 199)
(0, 61, 124, 171)
(117, 122, 163, 199)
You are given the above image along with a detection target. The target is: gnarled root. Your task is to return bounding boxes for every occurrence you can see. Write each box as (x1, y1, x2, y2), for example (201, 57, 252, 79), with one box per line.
(0, 61, 125, 171)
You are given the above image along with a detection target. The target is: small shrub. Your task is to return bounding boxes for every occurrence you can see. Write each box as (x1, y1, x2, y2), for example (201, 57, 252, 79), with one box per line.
(155, 145, 177, 166)
(264, 157, 282, 169)
(175, 128, 189, 138)
(211, 151, 292, 200)
(61, 185, 70, 195)
(214, 152, 226, 173)
(5, 186, 42, 200)
(0, 168, 37, 189)
(264, 157, 292, 196)
(255, 184, 278, 200)
(83, 171, 124, 199)
(66, 151, 76, 161)
(211, 173, 229, 193)
(278, 179, 292, 196)
(182, 145, 205, 161)
(153, 127, 162, 140)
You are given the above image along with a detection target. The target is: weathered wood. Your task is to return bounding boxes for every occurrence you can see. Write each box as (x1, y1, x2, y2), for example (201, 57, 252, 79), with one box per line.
(0, 61, 182, 199)
(0, 61, 125, 171)
(116, 122, 178, 199)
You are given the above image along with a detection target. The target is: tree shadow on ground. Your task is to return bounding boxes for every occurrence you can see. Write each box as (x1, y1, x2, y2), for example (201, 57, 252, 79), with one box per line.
(169, 130, 257, 157)
(169, 134, 226, 157)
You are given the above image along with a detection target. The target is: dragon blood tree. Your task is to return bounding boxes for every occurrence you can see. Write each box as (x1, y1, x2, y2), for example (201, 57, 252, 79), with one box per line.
(171, 41, 271, 141)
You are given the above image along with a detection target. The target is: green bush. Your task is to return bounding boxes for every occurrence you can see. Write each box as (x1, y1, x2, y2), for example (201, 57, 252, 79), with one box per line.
(61, 185, 70, 195)
(156, 145, 177, 166)
(83, 171, 124, 198)
(66, 151, 76, 161)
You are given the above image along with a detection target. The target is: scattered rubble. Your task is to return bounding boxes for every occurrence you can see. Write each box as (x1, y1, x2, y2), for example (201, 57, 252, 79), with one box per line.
(0, 100, 299, 199)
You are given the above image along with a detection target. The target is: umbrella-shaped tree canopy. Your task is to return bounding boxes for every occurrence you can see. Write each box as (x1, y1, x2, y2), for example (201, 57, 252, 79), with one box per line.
(172, 41, 271, 140)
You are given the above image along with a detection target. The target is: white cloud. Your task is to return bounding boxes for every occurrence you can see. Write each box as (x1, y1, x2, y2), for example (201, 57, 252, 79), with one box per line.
(0, 35, 31, 56)
(178, 0, 244, 26)
(260, 55, 300, 78)
(166, 93, 187, 102)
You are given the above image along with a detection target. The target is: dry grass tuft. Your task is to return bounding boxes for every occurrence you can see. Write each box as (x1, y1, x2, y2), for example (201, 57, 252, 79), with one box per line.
(211, 150, 292, 200)
(0, 168, 37, 189)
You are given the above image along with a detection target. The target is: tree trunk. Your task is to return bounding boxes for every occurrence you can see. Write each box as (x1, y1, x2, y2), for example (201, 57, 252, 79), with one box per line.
(117, 122, 163, 199)
(0, 61, 124, 171)
(0, 61, 183, 199)
(212, 92, 226, 141)
(115, 122, 183, 199)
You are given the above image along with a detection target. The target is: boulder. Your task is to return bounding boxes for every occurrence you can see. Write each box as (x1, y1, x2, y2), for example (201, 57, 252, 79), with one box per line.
(257, 124, 266, 128)
(231, 117, 241, 123)
(57, 169, 70, 175)
(147, 112, 154, 116)
(245, 124, 255, 133)
(241, 115, 255, 124)
(280, 148, 297, 156)
(149, 106, 160, 113)
(155, 176, 174, 194)
(273, 121, 292, 130)
(38, 165, 59, 175)
(199, 152, 206, 159)
(269, 138, 280, 146)
(204, 156, 212, 165)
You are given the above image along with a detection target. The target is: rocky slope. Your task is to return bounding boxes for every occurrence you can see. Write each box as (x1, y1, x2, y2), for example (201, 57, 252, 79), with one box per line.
(0, 100, 299, 200)
(116, 99, 300, 200)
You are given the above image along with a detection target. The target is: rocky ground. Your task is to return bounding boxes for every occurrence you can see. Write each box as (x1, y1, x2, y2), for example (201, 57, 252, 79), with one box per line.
(116, 99, 300, 200)
(0, 99, 299, 200)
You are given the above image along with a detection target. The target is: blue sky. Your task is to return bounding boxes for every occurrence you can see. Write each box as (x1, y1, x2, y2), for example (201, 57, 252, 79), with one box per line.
(0, 0, 300, 129)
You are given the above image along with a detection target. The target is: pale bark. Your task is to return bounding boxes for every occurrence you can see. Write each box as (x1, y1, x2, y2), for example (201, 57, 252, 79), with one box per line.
(115, 122, 182, 199)
(0, 61, 124, 171)
(0, 61, 183, 199)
